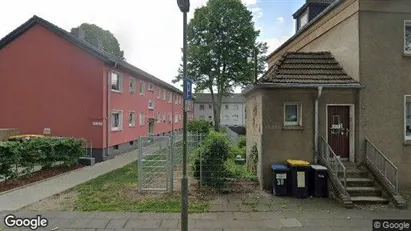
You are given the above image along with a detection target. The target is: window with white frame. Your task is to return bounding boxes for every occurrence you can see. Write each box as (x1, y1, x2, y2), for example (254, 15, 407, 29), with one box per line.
(148, 100, 155, 109)
(284, 103, 301, 126)
(233, 115, 239, 121)
(163, 113, 166, 123)
(299, 10, 309, 29)
(405, 21, 411, 54)
(175, 113, 178, 123)
(168, 112, 172, 122)
(129, 111, 136, 127)
(163, 89, 166, 100)
(139, 81, 145, 95)
(224, 115, 229, 121)
(199, 115, 205, 120)
(405, 96, 411, 139)
(175, 94, 178, 104)
(168, 92, 172, 103)
(111, 110, 123, 131)
(111, 72, 122, 92)
(157, 87, 161, 99)
(139, 112, 144, 126)
(199, 104, 205, 110)
(232, 104, 239, 110)
(157, 112, 161, 123)
(149, 82, 154, 91)
(129, 77, 136, 93)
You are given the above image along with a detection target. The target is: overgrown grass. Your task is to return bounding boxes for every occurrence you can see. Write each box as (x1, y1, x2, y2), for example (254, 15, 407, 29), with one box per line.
(225, 159, 257, 181)
(73, 161, 209, 213)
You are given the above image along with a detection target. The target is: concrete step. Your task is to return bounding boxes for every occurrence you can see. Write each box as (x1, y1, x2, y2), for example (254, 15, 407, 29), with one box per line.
(346, 186, 382, 197)
(342, 178, 375, 187)
(351, 196, 389, 204)
(338, 169, 369, 178)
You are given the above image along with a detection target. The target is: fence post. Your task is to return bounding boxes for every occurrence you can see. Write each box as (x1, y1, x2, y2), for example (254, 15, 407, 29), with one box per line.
(138, 137, 143, 192)
(169, 135, 174, 193)
(200, 148, 203, 188)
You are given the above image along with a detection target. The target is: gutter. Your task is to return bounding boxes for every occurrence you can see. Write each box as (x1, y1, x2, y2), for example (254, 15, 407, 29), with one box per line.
(314, 86, 323, 164)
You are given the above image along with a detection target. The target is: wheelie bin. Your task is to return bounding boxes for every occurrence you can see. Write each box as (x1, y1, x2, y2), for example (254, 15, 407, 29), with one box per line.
(286, 159, 310, 198)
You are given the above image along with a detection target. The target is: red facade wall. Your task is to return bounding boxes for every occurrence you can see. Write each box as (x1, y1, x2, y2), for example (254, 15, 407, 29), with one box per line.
(0, 25, 105, 148)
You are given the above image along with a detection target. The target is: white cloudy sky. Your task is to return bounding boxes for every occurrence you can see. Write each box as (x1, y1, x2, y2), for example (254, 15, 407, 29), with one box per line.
(0, 0, 304, 91)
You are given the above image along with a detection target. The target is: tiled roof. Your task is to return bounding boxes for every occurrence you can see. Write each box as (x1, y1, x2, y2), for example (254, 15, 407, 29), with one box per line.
(258, 52, 361, 86)
(0, 15, 182, 93)
(194, 93, 245, 103)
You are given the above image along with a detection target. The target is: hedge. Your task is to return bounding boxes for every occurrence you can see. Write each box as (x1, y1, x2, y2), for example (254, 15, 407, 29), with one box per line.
(0, 137, 85, 181)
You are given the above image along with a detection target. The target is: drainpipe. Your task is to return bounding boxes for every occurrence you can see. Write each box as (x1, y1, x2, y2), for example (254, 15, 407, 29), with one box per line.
(106, 61, 118, 158)
(314, 86, 323, 164)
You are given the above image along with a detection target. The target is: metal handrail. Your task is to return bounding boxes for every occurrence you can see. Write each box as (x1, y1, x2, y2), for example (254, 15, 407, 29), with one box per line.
(365, 138, 398, 192)
(320, 137, 347, 189)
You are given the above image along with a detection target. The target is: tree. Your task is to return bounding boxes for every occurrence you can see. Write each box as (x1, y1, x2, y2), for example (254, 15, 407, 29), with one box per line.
(70, 23, 125, 59)
(173, 0, 268, 131)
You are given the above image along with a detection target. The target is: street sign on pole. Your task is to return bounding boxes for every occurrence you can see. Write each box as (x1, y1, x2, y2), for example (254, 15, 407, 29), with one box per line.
(185, 78, 192, 100)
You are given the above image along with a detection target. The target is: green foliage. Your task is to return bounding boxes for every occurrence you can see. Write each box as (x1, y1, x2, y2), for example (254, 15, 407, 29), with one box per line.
(187, 119, 211, 134)
(247, 143, 258, 175)
(0, 138, 84, 181)
(192, 131, 231, 190)
(173, 0, 268, 129)
(71, 24, 125, 59)
(225, 159, 257, 181)
(238, 135, 246, 149)
(229, 145, 245, 159)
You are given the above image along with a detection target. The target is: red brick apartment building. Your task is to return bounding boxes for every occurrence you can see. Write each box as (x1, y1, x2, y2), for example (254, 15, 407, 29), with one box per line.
(0, 15, 194, 162)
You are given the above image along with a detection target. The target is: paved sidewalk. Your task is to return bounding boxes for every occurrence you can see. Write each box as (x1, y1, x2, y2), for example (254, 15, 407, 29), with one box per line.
(0, 151, 138, 211)
(1, 209, 411, 231)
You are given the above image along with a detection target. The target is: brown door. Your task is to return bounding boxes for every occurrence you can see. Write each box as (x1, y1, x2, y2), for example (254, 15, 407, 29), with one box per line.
(328, 106, 350, 159)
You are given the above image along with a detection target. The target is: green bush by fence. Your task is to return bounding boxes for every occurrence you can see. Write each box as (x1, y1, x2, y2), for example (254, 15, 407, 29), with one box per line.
(0, 137, 84, 181)
(187, 119, 211, 134)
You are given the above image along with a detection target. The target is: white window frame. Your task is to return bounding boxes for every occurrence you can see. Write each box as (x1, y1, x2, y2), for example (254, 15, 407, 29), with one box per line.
(149, 82, 154, 91)
(129, 77, 136, 94)
(175, 94, 178, 104)
(168, 92, 172, 103)
(175, 113, 179, 123)
(157, 112, 161, 123)
(139, 112, 145, 126)
(163, 89, 166, 100)
(140, 81, 145, 95)
(110, 71, 123, 92)
(129, 111, 136, 127)
(168, 112, 172, 123)
(111, 110, 123, 131)
(157, 87, 161, 99)
(148, 100, 155, 110)
(284, 102, 302, 126)
(163, 113, 167, 123)
(404, 21, 411, 55)
(299, 9, 309, 29)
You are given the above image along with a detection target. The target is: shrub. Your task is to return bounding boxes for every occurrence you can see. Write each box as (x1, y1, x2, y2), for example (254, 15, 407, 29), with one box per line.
(192, 131, 230, 190)
(229, 145, 245, 159)
(238, 136, 246, 149)
(187, 120, 211, 134)
(0, 137, 85, 181)
(225, 159, 257, 181)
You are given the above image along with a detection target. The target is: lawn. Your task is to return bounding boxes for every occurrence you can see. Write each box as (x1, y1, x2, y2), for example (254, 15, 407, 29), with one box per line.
(73, 161, 210, 213)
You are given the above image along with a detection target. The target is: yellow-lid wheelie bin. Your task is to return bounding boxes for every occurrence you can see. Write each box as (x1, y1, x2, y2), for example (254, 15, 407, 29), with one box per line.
(286, 159, 310, 198)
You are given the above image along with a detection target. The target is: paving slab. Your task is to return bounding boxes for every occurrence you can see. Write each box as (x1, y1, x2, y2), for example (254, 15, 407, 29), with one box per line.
(105, 219, 128, 229)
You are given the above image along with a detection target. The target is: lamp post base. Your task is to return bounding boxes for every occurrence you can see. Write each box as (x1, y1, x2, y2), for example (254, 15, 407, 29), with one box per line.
(181, 176, 188, 231)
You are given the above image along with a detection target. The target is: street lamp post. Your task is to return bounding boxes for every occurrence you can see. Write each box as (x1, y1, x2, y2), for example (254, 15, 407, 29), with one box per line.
(177, 1, 190, 231)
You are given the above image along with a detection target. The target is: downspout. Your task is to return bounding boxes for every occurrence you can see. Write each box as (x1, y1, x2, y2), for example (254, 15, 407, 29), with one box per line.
(314, 86, 323, 164)
(106, 61, 118, 158)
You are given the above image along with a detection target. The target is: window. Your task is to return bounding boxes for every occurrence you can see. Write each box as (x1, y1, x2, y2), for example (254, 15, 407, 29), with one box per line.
(175, 94, 178, 104)
(129, 111, 136, 127)
(168, 112, 172, 122)
(199, 115, 205, 120)
(139, 81, 145, 95)
(129, 77, 136, 93)
(232, 104, 239, 110)
(233, 115, 239, 121)
(299, 10, 309, 29)
(111, 110, 123, 131)
(157, 87, 161, 99)
(224, 115, 229, 120)
(163, 113, 166, 123)
(139, 112, 144, 126)
(175, 113, 178, 123)
(209, 104, 212, 109)
(163, 89, 166, 100)
(168, 92, 172, 103)
(111, 72, 122, 92)
(149, 82, 154, 91)
(405, 21, 411, 54)
(405, 96, 411, 139)
(200, 104, 205, 110)
(284, 103, 301, 126)
(225, 104, 229, 110)
(148, 100, 155, 109)
(157, 112, 161, 123)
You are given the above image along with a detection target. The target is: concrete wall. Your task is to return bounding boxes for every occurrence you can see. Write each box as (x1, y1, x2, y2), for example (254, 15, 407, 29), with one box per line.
(358, 0, 411, 188)
(259, 88, 357, 190)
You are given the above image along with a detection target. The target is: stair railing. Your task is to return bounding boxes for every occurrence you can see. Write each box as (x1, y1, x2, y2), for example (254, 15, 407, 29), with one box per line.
(319, 137, 347, 189)
(365, 138, 398, 193)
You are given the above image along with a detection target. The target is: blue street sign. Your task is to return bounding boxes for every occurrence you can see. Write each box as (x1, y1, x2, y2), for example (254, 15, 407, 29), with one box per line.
(185, 78, 193, 100)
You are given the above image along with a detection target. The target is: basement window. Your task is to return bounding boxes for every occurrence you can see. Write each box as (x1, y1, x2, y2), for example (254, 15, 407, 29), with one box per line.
(404, 21, 411, 55)
(284, 102, 302, 126)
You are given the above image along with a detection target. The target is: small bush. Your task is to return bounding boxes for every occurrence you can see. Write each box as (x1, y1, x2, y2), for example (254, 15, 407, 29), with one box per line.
(225, 159, 257, 181)
(192, 131, 231, 190)
(238, 136, 246, 149)
(229, 145, 245, 159)
(188, 120, 211, 134)
(0, 137, 85, 181)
